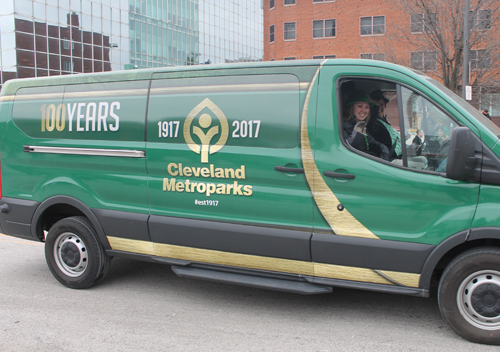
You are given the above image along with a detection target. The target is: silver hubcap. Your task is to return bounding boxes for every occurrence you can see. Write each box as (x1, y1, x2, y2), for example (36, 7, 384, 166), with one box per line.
(457, 270, 500, 330)
(54, 232, 88, 277)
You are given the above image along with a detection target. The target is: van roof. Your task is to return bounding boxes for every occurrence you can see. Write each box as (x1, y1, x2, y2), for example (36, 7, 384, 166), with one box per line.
(1, 59, 415, 96)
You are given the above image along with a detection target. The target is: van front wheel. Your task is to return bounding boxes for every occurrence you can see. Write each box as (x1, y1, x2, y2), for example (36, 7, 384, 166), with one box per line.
(45, 216, 109, 289)
(438, 248, 500, 345)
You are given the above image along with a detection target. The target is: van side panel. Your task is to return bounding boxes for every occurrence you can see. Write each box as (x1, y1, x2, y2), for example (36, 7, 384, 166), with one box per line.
(1, 80, 150, 241)
(144, 68, 318, 261)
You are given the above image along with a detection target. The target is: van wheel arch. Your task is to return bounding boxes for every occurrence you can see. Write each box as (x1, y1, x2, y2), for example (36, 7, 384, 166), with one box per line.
(420, 229, 500, 295)
(31, 196, 110, 250)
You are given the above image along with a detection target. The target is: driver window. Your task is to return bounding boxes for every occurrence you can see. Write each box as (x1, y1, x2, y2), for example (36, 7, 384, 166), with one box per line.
(401, 87, 458, 172)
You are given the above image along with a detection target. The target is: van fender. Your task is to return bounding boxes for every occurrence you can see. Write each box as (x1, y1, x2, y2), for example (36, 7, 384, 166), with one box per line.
(31, 196, 110, 250)
(468, 227, 500, 241)
(419, 230, 468, 290)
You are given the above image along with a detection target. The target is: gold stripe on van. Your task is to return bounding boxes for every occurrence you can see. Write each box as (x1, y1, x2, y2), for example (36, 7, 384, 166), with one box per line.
(107, 236, 420, 288)
(300, 65, 379, 240)
(0, 95, 15, 102)
(11, 89, 150, 101)
(8, 82, 310, 103)
(314, 263, 420, 288)
(149, 82, 310, 95)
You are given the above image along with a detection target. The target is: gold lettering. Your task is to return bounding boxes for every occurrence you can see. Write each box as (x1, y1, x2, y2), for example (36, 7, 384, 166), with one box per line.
(216, 184, 226, 194)
(226, 183, 234, 194)
(163, 178, 176, 191)
(176, 182, 185, 192)
(196, 183, 206, 193)
(214, 168, 224, 178)
(206, 183, 216, 196)
(225, 168, 235, 179)
(184, 179, 191, 192)
(183, 167, 192, 177)
(190, 182, 198, 192)
(243, 185, 253, 196)
(232, 181, 243, 196)
(235, 165, 245, 180)
(178, 163, 184, 176)
(201, 168, 210, 177)
(167, 163, 178, 176)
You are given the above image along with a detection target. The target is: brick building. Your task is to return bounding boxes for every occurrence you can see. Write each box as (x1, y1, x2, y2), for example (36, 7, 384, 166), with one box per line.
(264, 0, 500, 118)
(265, 0, 404, 62)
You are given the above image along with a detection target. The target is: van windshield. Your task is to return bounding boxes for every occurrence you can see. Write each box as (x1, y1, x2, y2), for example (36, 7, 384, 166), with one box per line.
(418, 73, 500, 139)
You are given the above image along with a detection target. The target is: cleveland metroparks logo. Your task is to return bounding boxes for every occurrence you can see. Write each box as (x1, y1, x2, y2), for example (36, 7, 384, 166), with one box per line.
(184, 98, 229, 163)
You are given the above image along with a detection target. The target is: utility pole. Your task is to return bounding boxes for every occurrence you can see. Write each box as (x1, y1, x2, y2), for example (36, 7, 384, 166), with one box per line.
(462, 0, 471, 100)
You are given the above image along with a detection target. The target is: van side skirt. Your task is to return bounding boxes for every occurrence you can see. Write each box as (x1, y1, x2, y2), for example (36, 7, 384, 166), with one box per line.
(312, 232, 435, 274)
(149, 215, 313, 262)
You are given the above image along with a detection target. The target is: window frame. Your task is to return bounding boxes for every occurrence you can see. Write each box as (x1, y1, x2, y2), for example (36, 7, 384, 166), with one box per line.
(410, 12, 437, 33)
(360, 53, 386, 61)
(284, 0, 296, 5)
(336, 76, 461, 174)
(270, 25, 275, 44)
(284, 22, 296, 41)
(360, 16, 385, 36)
(471, 9, 492, 30)
(270, 0, 275, 9)
(313, 55, 337, 59)
(410, 51, 437, 71)
(313, 19, 336, 39)
(469, 49, 492, 70)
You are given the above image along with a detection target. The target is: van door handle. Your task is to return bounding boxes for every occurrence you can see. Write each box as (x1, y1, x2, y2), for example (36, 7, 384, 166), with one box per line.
(323, 171, 355, 180)
(274, 166, 304, 174)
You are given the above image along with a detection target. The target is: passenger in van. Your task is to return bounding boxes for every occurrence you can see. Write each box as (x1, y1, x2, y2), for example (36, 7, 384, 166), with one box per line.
(437, 128, 449, 143)
(343, 91, 390, 160)
(368, 89, 402, 161)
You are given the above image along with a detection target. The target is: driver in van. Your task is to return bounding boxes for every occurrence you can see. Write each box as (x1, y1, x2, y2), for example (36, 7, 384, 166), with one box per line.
(368, 89, 402, 160)
(343, 90, 390, 160)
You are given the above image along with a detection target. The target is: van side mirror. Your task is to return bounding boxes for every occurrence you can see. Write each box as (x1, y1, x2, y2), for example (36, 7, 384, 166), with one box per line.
(446, 127, 481, 182)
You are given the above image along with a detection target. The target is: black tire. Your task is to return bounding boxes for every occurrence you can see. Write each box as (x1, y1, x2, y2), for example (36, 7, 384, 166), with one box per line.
(438, 247, 500, 345)
(45, 216, 110, 289)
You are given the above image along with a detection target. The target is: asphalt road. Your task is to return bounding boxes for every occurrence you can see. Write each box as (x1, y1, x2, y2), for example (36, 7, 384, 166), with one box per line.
(0, 233, 498, 352)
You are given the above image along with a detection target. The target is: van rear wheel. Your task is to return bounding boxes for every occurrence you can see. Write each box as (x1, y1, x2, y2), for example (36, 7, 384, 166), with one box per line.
(438, 248, 500, 345)
(45, 216, 110, 289)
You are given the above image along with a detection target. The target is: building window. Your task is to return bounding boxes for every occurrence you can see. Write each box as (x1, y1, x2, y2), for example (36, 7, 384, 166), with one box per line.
(284, 0, 296, 5)
(63, 60, 73, 72)
(470, 49, 491, 70)
(284, 22, 296, 40)
(411, 12, 437, 33)
(284, 57, 296, 60)
(270, 25, 275, 43)
(313, 19, 336, 38)
(270, 0, 275, 8)
(471, 9, 492, 30)
(360, 16, 385, 35)
(411, 51, 437, 71)
(63, 38, 71, 50)
(360, 53, 385, 61)
(313, 0, 335, 2)
(313, 55, 336, 59)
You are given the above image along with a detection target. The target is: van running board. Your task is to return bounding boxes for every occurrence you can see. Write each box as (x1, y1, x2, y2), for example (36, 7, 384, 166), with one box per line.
(171, 266, 332, 295)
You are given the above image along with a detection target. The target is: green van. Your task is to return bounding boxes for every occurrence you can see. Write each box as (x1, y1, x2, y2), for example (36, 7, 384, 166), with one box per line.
(1, 59, 500, 344)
